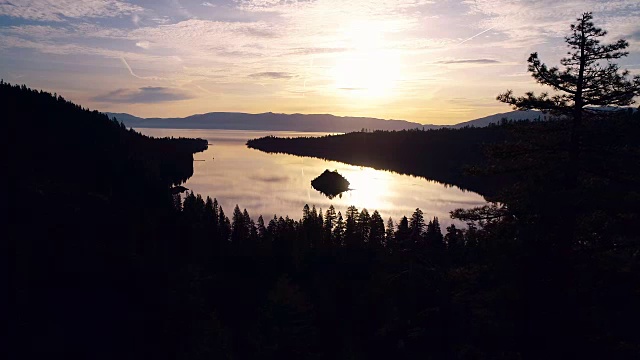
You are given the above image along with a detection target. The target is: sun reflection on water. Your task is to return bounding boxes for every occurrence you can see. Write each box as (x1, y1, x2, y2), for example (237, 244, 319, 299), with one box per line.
(340, 167, 392, 211)
(137, 128, 488, 227)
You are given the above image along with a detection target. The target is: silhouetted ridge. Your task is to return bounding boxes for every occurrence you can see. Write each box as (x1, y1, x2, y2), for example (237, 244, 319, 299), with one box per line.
(5, 82, 207, 199)
(109, 110, 432, 132)
(247, 128, 513, 198)
(6, 81, 207, 359)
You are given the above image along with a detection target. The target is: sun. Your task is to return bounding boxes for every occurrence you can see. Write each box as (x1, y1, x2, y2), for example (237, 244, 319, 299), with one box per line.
(333, 51, 400, 97)
(332, 21, 401, 98)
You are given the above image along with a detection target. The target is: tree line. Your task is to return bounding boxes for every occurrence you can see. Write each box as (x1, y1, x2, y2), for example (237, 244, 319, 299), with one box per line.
(247, 126, 512, 197)
(177, 191, 459, 255)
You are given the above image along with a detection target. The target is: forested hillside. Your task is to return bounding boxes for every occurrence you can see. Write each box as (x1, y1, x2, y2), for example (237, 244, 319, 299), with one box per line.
(247, 111, 639, 202)
(7, 82, 640, 360)
(6, 82, 210, 359)
(248, 126, 512, 197)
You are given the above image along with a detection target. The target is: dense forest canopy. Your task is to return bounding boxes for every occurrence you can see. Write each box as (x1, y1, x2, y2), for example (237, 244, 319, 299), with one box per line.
(6, 30, 640, 360)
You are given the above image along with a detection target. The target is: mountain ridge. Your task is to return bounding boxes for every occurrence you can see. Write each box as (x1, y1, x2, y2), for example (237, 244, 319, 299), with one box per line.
(107, 111, 435, 132)
(108, 107, 636, 132)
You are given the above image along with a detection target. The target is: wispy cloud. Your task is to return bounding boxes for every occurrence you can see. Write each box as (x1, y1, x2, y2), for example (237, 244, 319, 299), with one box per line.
(464, 0, 640, 42)
(434, 58, 501, 64)
(627, 29, 640, 41)
(289, 47, 350, 55)
(249, 71, 296, 79)
(92, 87, 193, 103)
(135, 41, 151, 49)
(0, 0, 637, 122)
(0, 0, 142, 22)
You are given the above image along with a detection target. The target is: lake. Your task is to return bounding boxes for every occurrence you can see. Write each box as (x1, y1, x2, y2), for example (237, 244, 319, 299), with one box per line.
(138, 128, 487, 227)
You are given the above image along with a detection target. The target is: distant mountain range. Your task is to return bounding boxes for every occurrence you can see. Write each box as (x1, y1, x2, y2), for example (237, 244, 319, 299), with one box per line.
(448, 110, 545, 128)
(107, 108, 634, 132)
(108, 111, 432, 132)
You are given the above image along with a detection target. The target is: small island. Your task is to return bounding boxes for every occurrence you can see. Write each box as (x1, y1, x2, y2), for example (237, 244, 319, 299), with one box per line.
(311, 169, 350, 199)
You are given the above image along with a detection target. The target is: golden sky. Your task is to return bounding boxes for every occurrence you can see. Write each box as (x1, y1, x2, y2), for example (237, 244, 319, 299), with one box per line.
(1, 0, 639, 124)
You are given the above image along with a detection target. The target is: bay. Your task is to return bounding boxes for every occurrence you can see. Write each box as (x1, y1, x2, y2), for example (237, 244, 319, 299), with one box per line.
(138, 128, 487, 227)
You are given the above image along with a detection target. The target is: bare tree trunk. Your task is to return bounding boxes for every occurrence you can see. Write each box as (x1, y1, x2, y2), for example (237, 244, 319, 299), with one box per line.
(568, 17, 586, 191)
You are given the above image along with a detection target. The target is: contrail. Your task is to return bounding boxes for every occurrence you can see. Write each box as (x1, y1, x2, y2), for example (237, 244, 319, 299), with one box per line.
(457, 26, 495, 45)
(120, 57, 163, 80)
(193, 84, 213, 94)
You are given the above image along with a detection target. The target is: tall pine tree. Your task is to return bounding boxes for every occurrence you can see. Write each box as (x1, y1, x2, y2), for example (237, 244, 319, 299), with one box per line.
(497, 12, 640, 188)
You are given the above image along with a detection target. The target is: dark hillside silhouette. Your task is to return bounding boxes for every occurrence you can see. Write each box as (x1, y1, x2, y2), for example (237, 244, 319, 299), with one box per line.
(247, 125, 517, 198)
(6, 82, 208, 359)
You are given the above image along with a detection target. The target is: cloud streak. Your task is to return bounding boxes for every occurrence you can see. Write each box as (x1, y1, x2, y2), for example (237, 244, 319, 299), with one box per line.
(249, 71, 296, 79)
(92, 87, 193, 103)
(456, 27, 495, 45)
(119, 57, 164, 80)
(434, 58, 501, 64)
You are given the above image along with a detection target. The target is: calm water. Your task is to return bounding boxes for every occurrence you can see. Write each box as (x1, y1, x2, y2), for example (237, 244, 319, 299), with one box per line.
(138, 128, 487, 227)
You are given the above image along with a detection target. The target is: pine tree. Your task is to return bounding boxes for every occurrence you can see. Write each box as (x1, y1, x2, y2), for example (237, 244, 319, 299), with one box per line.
(249, 218, 258, 245)
(333, 212, 346, 247)
(345, 206, 360, 247)
(172, 193, 182, 212)
(204, 196, 215, 222)
(267, 215, 278, 239)
(218, 207, 230, 242)
(243, 208, 252, 234)
(309, 205, 322, 249)
(231, 205, 246, 244)
(257, 215, 267, 242)
(395, 216, 411, 250)
(385, 217, 395, 250)
(444, 224, 462, 251)
(369, 210, 385, 248)
(425, 217, 444, 252)
(323, 205, 337, 246)
(409, 208, 425, 246)
(183, 191, 197, 219)
(497, 12, 640, 188)
(302, 204, 311, 223)
(195, 194, 205, 219)
(310, 205, 318, 221)
(212, 198, 219, 228)
(357, 208, 371, 243)
(317, 209, 323, 230)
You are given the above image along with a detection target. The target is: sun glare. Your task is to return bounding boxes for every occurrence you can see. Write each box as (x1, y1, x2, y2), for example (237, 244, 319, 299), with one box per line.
(332, 21, 401, 98)
(343, 167, 392, 211)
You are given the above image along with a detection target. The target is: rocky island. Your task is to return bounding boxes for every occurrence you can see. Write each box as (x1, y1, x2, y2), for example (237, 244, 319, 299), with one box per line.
(311, 169, 350, 199)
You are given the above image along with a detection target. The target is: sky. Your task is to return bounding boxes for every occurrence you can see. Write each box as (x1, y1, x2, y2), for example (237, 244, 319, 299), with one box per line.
(1, 0, 639, 124)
